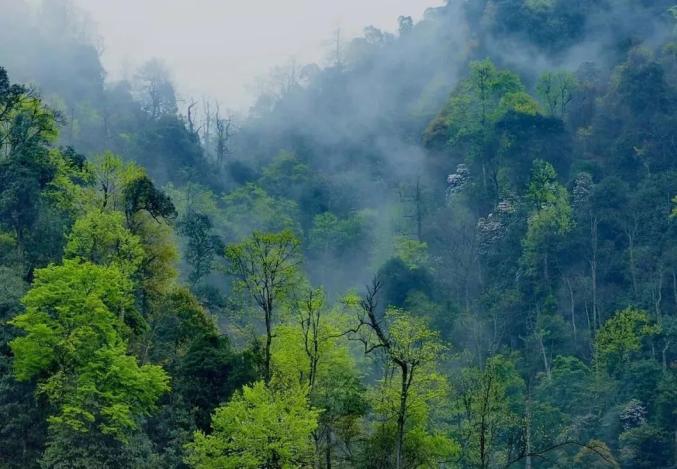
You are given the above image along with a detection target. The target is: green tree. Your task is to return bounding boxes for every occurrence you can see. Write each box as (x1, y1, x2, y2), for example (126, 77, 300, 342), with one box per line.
(308, 211, 370, 259)
(91, 152, 145, 213)
(596, 308, 660, 374)
(522, 160, 573, 286)
(451, 355, 525, 468)
(9, 260, 169, 441)
(0, 67, 61, 264)
(222, 184, 300, 238)
(536, 70, 578, 117)
(423, 59, 530, 203)
(123, 173, 177, 223)
(64, 209, 145, 275)
(178, 211, 223, 286)
(347, 282, 450, 469)
(225, 230, 301, 383)
(185, 381, 319, 469)
(272, 288, 367, 465)
(573, 440, 619, 468)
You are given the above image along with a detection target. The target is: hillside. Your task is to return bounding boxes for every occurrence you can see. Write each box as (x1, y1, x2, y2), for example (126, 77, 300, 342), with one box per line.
(0, 1, 676, 467)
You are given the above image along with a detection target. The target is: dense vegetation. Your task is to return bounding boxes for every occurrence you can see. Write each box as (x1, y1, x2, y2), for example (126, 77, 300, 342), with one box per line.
(1, 0, 676, 467)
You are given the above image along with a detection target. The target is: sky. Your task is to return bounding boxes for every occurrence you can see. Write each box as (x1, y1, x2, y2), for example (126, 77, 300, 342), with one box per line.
(71, 0, 444, 110)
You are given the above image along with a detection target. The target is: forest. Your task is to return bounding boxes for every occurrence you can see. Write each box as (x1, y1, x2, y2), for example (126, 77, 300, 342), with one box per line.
(0, 0, 676, 467)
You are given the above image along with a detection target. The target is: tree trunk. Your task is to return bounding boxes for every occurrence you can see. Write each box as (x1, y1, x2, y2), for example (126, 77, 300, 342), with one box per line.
(539, 332, 551, 380)
(543, 252, 550, 287)
(264, 303, 273, 384)
(626, 225, 638, 297)
(396, 365, 410, 469)
(590, 217, 599, 333)
(654, 267, 664, 324)
(325, 438, 332, 469)
(566, 277, 577, 343)
(525, 388, 533, 469)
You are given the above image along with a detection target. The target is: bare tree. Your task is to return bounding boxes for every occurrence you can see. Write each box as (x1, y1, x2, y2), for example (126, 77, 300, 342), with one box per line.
(201, 98, 212, 157)
(214, 103, 234, 167)
(186, 99, 199, 138)
(135, 59, 177, 118)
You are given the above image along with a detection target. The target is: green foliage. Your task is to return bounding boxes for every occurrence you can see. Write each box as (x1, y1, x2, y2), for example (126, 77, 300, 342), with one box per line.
(185, 381, 319, 469)
(1, 1, 677, 466)
(386, 308, 447, 366)
(451, 355, 525, 468)
(224, 230, 302, 310)
(9, 260, 169, 440)
(259, 151, 312, 198)
(596, 308, 660, 373)
(222, 184, 301, 238)
(573, 439, 619, 468)
(177, 211, 223, 285)
(64, 209, 145, 275)
(164, 182, 221, 219)
(619, 424, 673, 468)
(536, 71, 578, 117)
(39, 426, 160, 469)
(124, 174, 177, 222)
(393, 236, 429, 270)
(91, 151, 145, 212)
(225, 229, 302, 382)
(44, 147, 94, 217)
(522, 160, 573, 283)
(308, 211, 371, 258)
(132, 210, 180, 299)
(424, 59, 524, 150)
(476, 0, 597, 52)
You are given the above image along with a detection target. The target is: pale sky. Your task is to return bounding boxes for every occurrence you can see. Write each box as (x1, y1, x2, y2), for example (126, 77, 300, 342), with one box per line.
(72, 0, 444, 110)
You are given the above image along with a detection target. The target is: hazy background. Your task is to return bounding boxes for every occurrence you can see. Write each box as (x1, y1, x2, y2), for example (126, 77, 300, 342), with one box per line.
(71, 0, 444, 110)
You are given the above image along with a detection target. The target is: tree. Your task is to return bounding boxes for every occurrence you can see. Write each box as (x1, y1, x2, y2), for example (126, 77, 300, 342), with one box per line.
(134, 59, 177, 119)
(347, 281, 448, 469)
(91, 151, 144, 212)
(423, 59, 527, 203)
(573, 440, 619, 468)
(271, 287, 367, 466)
(398, 16, 413, 36)
(123, 174, 176, 223)
(178, 211, 223, 286)
(596, 308, 660, 374)
(222, 184, 301, 238)
(224, 230, 301, 383)
(0, 67, 58, 159)
(64, 209, 145, 275)
(536, 71, 578, 117)
(307, 211, 372, 287)
(213, 105, 233, 167)
(185, 381, 319, 469)
(522, 160, 573, 287)
(9, 260, 169, 442)
(0, 67, 60, 263)
(619, 423, 673, 468)
(451, 355, 525, 468)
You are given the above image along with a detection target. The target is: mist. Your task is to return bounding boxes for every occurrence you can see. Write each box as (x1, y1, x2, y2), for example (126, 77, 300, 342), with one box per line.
(71, 0, 444, 109)
(1, 0, 676, 467)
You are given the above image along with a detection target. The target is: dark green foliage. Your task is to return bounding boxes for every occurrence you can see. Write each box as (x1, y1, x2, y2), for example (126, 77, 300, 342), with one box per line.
(175, 334, 257, 430)
(177, 212, 222, 286)
(39, 427, 158, 469)
(376, 258, 434, 311)
(124, 174, 177, 221)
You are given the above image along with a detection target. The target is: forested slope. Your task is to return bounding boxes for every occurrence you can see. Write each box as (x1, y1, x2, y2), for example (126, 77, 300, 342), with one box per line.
(0, 0, 676, 467)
